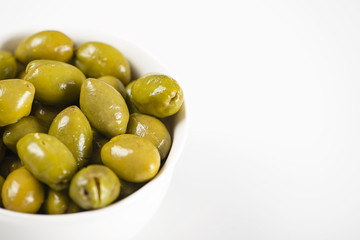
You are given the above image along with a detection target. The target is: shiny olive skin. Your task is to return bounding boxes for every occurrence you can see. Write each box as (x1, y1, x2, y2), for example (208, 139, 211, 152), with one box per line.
(0, 176, 4, 207)
(31, 101, 63, 128)
(131, 74, 183, 118)
(75, 42, 131, 85)
(17, 133, 77, 191)
(101, 134, 160, 183)
(80, 78, 129, 138)
(69, 164, 121, 210)
(0, 79, 35, 126)
(49, 106, 93, 168)
(44, 189, 69, 214)
(89, 129, 108, 165)
(0, 154, 23, 178)
(0, 51, 17, 80)
(15, 30, 74, 64)
(44, 189, 81, 214)
(98, 75, 126, 99)
(1, 167, 44, 213)
(3, 116, 47, 153)
(24, 60, 86, 105)
(127, 113, 171, 159)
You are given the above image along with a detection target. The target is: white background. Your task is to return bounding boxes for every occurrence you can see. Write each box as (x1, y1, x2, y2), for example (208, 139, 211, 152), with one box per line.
(2, 1, 360, 239)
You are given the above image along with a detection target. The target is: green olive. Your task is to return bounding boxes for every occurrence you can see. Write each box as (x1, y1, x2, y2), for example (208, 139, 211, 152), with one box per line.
(101, 134, 160, 183)
(89, 129, 108, 165)
(0, 175, 4, 207)
(65, 200, 82, 213)
(98, 75, 126, 99)
(15, 30, 74, 64)
(127, 113, 171, 159)
(0, 129, 6, 164)
(131, 74, 183, 118)
(0, 79, 35, 127)
(31, 101, 63, 128)
(0, 154, 23, 178)
(3, 116, 47, 153)
(44, 189, 69, 214)
(0, 51, 17, 80)
(69, 164, 120, 210)
(80, 78, 129, 138)
(75, 42, 131, 85)
(44, 188, 82, 214)
(124, 80, 139, 114)
(119, 179, 144, 199)
(1, 167, 44, 213)
(17, 133, 77, 191)
(48, 106, 93, 168)
(24, 60, 86, 105)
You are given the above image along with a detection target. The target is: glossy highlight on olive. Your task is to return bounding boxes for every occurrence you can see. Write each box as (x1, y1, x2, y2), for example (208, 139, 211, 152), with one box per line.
(127, 113, 171, 159)
(24, 60, 86, 105)
(48, 106, 93, 168)
(0, 79, 35, 127)
(75, 42, 131, 85)
(130, 74, 184, 118)
(80, 78, 129, 138)
(17, 133, 77, 191)
(101, 134, 160, 183)
(15, 30, 74, 64)
(1, 167, 44, 213)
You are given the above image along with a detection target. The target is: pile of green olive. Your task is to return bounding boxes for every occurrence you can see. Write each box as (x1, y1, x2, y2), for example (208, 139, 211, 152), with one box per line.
(0, 30, 183, 214)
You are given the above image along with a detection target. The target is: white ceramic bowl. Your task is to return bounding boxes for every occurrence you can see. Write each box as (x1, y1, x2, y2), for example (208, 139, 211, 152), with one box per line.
(0, 29, 187, 240)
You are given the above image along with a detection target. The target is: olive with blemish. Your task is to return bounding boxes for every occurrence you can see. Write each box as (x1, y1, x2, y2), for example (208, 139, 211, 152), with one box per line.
(69, 165, 120, 209)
